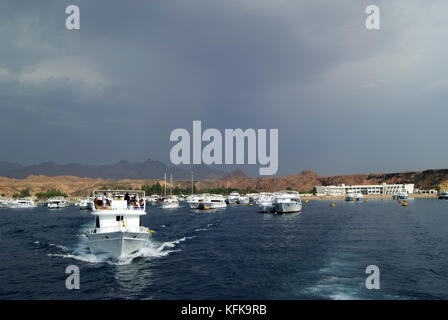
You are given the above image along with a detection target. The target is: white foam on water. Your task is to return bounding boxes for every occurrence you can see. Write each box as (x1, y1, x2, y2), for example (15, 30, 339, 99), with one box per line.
(47, 234, 193, 266)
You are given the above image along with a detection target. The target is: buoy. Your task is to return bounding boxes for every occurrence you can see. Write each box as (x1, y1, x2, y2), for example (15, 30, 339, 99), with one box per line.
(204, 206, 210, 210)
(402, 203, 408, 206)
(364, 200, 368, 203)
(147, 229, 155, 233)
(330, 203, 336, 207)
(249, 203, 253, 206)
(304, 200, 309, 203)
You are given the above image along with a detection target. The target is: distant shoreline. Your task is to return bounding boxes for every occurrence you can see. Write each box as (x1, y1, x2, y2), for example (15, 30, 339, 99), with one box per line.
(301, 193, 437, 201)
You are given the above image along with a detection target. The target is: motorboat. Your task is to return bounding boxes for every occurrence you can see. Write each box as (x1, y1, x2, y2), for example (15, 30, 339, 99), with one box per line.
(256, 192, 275, 213)
(159, 196, 180, 209)
(0, 197, 12, 208)
(147, 194, 160, 206)
(75, 197, 91, 210)
(238, 195, 250, 205)
(186, 194, 209, 209)
(345, 192, 355, 201)
(227, 192, 240, 204)
(273, 190, 302, 214)
(86, 190, 151, 258)
(46, 197, 70, 209)
(7, 198, 36, 208)
(200, 194, 227, 209)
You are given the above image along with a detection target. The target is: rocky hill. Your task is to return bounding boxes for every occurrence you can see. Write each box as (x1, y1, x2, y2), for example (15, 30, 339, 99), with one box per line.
(1, 168, 447, 198)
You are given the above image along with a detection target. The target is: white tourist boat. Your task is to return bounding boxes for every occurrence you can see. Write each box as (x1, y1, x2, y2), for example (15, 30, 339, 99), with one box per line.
(0, 197, 13, 208)
(273, 190, 302, 213)
(147, 194, 160, 206)
(256, 192, 275, 213)
(159, 196, 180, 209)
(86, 190, 151, 258)
(356, 193, 364, 201)
(186, 194, 209, 209)
(75, 197, 91, 210)
(7, 198, 36, 208)
(345, 192, 355, 201)
(247, 193, 259, 202)
(46, 197, 70, 209)
(200, 194, 227, 209)
(227, 191, 240, 204)
(238, 195, 250, 204)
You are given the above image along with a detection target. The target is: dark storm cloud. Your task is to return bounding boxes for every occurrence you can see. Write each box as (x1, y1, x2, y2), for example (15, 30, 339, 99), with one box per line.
(1, 0, 447, 175)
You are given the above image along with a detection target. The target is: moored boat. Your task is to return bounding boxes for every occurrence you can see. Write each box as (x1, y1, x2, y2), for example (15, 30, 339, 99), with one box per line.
(273, 190, 302, 214)
(200, 194, 227, 209)
(7, 198, 36, 208)
(227, 192, 240, 204)
(75, 197, 91, 210)
(46, 197, 69, 209)
(256, 192, 275, 213)
(345, 192, 355, 201)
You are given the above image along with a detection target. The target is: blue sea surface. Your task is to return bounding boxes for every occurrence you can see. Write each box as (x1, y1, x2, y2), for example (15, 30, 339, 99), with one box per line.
(1, 198, 448, 299)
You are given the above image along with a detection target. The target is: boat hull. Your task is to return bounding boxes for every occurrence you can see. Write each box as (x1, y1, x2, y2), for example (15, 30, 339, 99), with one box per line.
(188, 202, 201, 209)
(87, 231, 150, 258)
(258, 203, 275, 213)
(275, 202, 302, 214)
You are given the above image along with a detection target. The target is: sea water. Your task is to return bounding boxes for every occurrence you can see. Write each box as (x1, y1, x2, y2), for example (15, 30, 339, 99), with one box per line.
(1, 198, 448, 299)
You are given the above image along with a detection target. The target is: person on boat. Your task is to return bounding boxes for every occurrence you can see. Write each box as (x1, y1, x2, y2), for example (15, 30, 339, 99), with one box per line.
(124, 192, 130, 208)
(102, 193, 107, 208)
(139, 198, 144, 209)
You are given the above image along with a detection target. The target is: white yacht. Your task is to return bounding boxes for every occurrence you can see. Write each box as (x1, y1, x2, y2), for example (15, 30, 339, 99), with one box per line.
(75, 197, 91, 210)
(247, 193, 259, 202)
(200, 194, 227, 209)
(159, 196, 180, 209)
(7, 198, 36, 208)
(147, 194, 160, 206)
(273, 190, 302, 213)
(227, 192, 240, 204)
(238, 195, 250, 204)
(86, 190, 151, 258)
(46, 197, 70, 209)
(186, 194, 209, 209)
(256, 192, 275, 213)
(438, 191, 448, 200)
(355, 193, 364, 201)
(345, 192, 355, 201)
(0, 197, 12, 208)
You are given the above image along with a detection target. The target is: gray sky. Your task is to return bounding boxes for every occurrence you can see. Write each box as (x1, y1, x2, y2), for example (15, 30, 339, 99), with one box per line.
(1, 0, 447, 176)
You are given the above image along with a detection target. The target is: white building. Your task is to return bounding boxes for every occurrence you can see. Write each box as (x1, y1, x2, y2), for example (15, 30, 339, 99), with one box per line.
(315, 183, 414, 196)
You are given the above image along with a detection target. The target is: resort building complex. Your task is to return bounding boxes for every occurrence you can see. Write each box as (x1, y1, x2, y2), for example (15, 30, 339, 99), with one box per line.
(315, 183, 415, 196)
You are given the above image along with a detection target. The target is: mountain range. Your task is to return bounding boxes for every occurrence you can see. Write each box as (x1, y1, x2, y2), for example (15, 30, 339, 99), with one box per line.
(0, 159, 228, 181)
